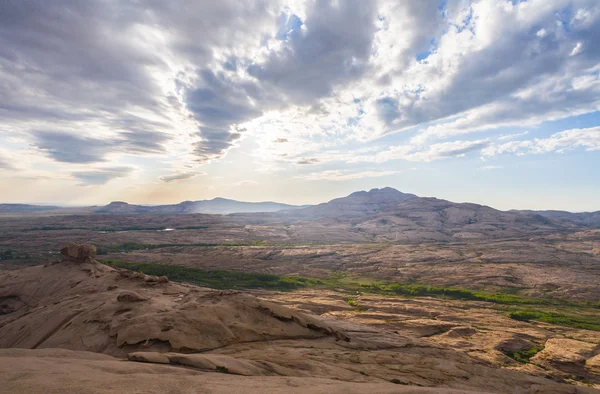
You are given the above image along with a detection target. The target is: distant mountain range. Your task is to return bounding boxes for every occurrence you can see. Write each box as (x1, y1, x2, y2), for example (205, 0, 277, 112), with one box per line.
(1, 188, 599, 230)
(95, 198, 307, 215)
(0, 198, 306, 215)
(281, 187, 417, 218)
(513, 209, 600, 228)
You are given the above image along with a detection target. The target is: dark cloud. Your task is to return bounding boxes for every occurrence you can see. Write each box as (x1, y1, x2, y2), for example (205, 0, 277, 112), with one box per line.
(181, 0, 379, 161)
(159, 172, 203, 183)
(32, 130, 170, 163)
(381, 1, 600, 133)
(184, 70, 262, 129)
(191, 127, 242, 163)
(438, 141, 490, 157)
(0, 0, 163, 119)
(375, 97, 400, 126)
(296, 158, 320, 165)
(71, 166, 133, 185)
(32, 131, 113, 163)
(247, 0, 378, 103)
(0, 0, 279, 166)
(117, 131, 170, 154)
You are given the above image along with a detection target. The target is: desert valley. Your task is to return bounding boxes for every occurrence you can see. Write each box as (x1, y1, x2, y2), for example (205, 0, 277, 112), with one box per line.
(1, 188, 600, 393)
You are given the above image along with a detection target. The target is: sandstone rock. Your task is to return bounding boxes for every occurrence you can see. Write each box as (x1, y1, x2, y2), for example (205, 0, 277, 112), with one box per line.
(445, 327, 477, 339)
(495, 337, 533, 353)
(128, 352, 170, 364)
(60, 243, 97, 263)
(533, 338, 598, 365)
(117, 291, 147, 302)
(586, 354, 600, 375)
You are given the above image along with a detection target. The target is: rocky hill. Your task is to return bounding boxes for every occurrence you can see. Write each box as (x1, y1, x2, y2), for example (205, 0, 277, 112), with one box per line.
(1, 243, 596, 393)
(281, 187, 417, 219)
(516, 210, 600, 228)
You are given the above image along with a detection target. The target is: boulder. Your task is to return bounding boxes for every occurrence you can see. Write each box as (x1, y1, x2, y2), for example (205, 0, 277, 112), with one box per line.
(495, 337, 533, 353)
(117, 291, 147, 303)
(60, 243, 97, 263)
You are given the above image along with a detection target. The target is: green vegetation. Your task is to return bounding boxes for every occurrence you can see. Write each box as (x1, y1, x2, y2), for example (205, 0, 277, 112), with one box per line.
(93, 226, 167, 232)
(102, 260, 323, 291)
(99, 259, 564, 304)
(346, 298, 367, 312)
(359, 283, 555, 305)
(508, 311, 600, 332)
(504, 344, 544, 363)
(21, 226, 86, 232)
(0, 249, 30, 260)
(0, 248, 55, 267)
(99, 259, 600, 331)
(96, 241, 311, 255)
(20, 225, 209, 232)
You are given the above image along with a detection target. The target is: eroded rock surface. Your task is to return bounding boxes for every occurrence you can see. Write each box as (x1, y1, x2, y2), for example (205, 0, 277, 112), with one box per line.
(0, 250, 598, 393)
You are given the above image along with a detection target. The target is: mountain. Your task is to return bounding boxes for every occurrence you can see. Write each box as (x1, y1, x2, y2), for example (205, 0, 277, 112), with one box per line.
(257, 190, 582, 242)
(0, 204, 94, 215)
(514, 210, 600, 228)
(284, 187, 418, 219)
(95, 198, 306, 215)
(0, 204, 61, 214)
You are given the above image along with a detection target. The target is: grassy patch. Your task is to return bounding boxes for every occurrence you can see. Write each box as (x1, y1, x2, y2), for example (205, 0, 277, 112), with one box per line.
(504, 344, 544, 363)
(102, 260, 323, 291)
(359, 283, 554, 305)
(346, 299, 358, 307)
(96, 241, 316, 255)
(99, 259, 600, 331)
(508, 311, 600, 331)
(93, 226, 169, 232)
(100, 259, 564, 305)
(21, 226, 86, 232)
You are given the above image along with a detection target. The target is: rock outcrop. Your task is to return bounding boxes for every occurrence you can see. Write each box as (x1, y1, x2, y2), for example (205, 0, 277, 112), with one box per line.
(60, 243, 97, 263)
(0, 246, 598, 393)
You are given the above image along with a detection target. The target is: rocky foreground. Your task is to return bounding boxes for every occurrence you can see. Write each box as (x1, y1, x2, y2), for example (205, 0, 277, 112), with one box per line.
(0, 244, 597, 393)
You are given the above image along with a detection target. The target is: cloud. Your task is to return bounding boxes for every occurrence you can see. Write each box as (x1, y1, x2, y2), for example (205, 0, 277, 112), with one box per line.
(32, 130, 170, 163)
(1, 0, 600, 186)
(0, 156, 14, 170)
(233, 180, 257, 186)
(295, 170, 399, 181)
(159, 172, 204, 183)
(482, 126, 600, 157)
(342, 140, 491, 163)
(247, 0, 378, 104)
(296, 158, 320, 165)
(498, 131, 529, 141)
(71, 167, 134, 185)
(32, 131, 113, 164)
(478, 165, 503, 171)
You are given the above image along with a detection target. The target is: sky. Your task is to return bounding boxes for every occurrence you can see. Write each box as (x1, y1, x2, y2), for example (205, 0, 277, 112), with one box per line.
(0, 0, 599, 211)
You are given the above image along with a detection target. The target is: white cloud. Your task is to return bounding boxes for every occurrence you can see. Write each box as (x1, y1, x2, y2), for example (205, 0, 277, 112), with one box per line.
(478, 165, 503, 171)
(234, 180, 258, 186)
(1, 0, 599, 200)
(159, 172, 204, 183)
(294, 170, 399, 181)
(482, 126, 600, 157)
